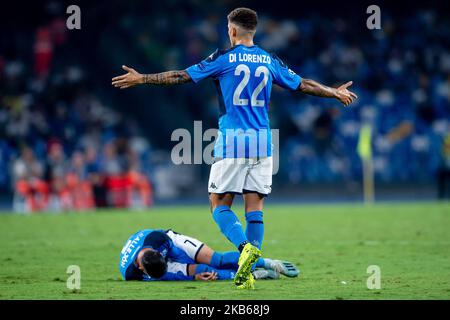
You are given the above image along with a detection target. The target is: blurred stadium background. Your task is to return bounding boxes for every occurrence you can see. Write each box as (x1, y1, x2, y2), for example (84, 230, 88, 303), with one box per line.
(0, 0, 449, 213)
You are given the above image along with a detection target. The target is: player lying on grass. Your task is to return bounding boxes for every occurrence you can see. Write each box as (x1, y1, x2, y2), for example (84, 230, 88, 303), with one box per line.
(119, 228, 299, 281)
(113, 7, 357, 289)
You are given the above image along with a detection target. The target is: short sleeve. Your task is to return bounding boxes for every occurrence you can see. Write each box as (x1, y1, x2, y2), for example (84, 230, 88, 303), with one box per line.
(271, 54, 302, 91)
(143, 230, 172, 256)
(185, 49, 224, 83)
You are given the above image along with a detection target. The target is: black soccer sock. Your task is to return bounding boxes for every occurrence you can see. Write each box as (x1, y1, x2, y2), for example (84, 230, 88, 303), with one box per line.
(238, 241, 249, 252)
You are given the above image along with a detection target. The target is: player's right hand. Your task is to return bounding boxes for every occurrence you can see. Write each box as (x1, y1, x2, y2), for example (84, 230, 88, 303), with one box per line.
(112, 65, 143, 89)
(334, 81, 358, 106)
(194, 272, 218, 281)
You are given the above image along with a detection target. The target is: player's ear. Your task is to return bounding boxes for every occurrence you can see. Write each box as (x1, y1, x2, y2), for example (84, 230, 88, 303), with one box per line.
(232, 26, 237, 37)
(228, 24, 235, 37)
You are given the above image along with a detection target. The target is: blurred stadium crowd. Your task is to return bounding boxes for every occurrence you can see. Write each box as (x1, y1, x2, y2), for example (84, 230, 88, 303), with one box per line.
(0, 1, 449, 212)
(0, 4, 154, 212)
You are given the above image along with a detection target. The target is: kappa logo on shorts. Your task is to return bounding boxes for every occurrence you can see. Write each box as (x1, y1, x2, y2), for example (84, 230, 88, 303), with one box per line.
(209, 182, 218, 189)
(264, 185, 272, 190)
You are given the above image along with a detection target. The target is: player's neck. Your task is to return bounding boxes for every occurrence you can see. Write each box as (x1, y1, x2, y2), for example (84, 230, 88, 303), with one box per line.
(233, 38, 254, 47)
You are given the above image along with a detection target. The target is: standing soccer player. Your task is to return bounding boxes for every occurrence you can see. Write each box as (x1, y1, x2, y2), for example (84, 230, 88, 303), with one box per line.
(112, 7, 357, 289)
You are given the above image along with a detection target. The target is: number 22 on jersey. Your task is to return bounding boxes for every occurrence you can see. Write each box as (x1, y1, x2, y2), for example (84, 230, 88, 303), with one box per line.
(233, 64, 269, 107)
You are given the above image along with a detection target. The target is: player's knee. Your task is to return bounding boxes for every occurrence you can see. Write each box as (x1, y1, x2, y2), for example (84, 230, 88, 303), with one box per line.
(209, 197, 219, 213)
(209, 193, 233, 213)
(244, 196, 264, 212)
(245, 205, 263, 213)
(209, 198, 213, 213)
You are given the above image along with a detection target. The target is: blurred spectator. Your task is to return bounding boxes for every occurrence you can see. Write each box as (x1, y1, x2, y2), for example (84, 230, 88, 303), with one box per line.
(85, 146, 108, 208)
(34, 27, 53, 79)
(437, 134, 450, 200)
(66, 151, 94, 210)
(12, 147, 48, 213)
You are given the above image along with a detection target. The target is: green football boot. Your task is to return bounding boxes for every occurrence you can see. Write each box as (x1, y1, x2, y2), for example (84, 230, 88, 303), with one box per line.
(234, 243, 261, 288)
(236, 273, 256, 290)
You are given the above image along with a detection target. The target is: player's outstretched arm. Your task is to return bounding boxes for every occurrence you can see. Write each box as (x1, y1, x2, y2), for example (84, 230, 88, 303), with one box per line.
(112, 65, 192, 89)
(298, 79, 358, 106)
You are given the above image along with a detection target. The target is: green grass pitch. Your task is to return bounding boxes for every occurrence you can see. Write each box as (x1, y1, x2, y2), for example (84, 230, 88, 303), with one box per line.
(0, 202, 449, 300)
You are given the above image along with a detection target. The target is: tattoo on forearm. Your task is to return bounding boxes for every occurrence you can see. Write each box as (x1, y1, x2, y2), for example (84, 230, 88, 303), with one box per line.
(143, 70, 191, 86)
(298, 79, 336, 98)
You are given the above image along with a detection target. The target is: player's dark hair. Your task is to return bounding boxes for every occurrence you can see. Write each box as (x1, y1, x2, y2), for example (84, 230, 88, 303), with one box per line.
(141, 250, 167, 278)
(227, 7, 258, 32)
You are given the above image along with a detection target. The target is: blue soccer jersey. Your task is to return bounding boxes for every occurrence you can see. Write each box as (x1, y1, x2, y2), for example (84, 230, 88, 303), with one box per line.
(119, 229, 194, 281)
(186, 44, 302, 158)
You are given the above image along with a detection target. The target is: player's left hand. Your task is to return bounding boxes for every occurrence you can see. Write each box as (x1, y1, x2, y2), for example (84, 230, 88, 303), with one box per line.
(194, 272, 218, 281)
(112, 65, 144, 89)
(334, 81, 358, 106)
